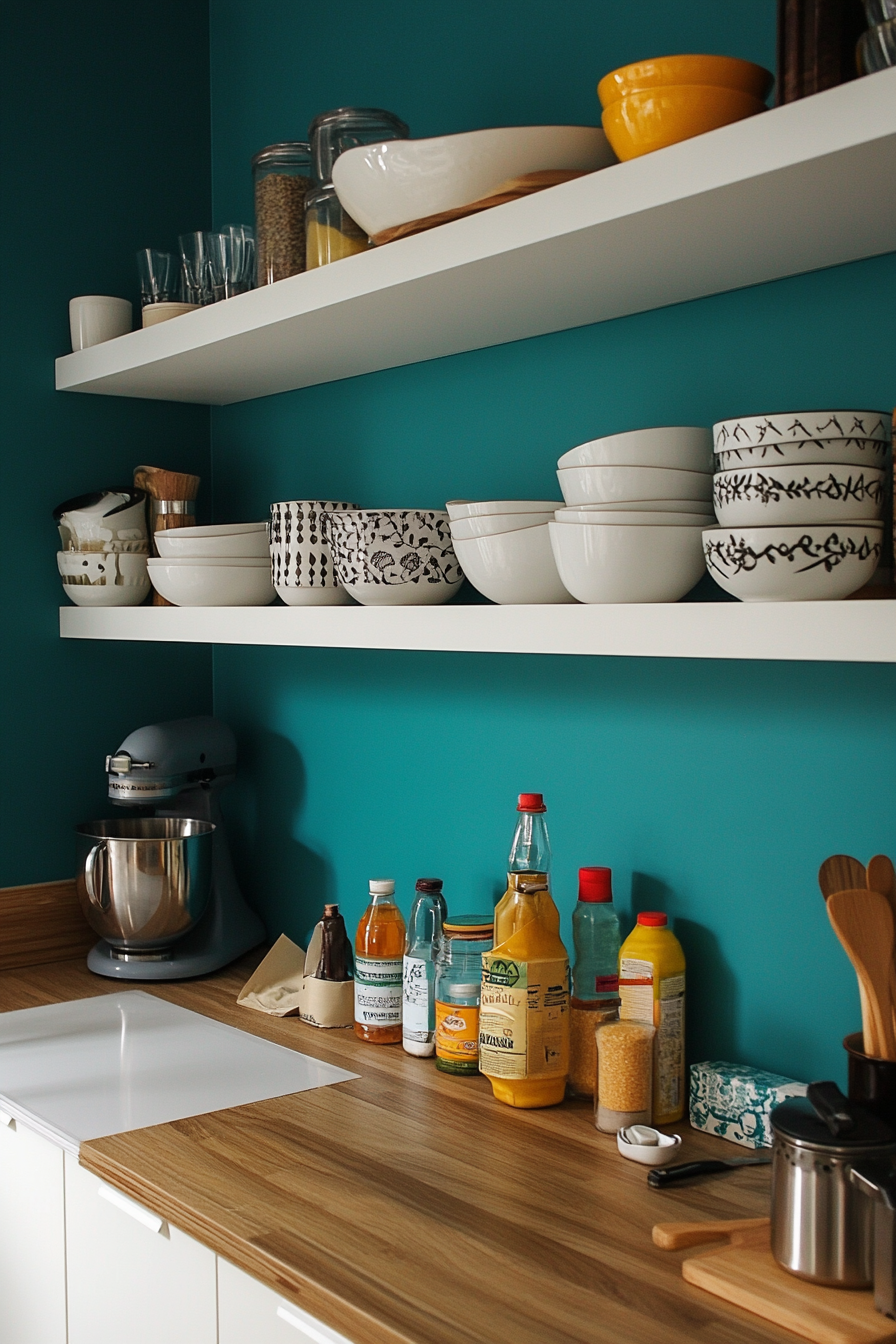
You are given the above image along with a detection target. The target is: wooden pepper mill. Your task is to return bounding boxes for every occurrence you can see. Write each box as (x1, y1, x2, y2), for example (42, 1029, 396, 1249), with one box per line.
(134, 465, 201, 606)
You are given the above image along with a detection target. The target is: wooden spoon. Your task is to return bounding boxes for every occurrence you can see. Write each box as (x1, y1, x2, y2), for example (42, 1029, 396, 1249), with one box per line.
(818, 854, 866, 899)
(827, 888, 896, 1062)
(868, 854, 896, 914)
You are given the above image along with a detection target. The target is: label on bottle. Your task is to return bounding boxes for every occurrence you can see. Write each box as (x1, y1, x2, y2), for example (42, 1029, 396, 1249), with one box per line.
(618, 957, 654, 1024)
(656, 973, 685, 1117)
(354, 956, 402, 1027)
(435, 1001, 480, 1062)
(402, 955, 434, 1043)
(478, 954, 569, 1080)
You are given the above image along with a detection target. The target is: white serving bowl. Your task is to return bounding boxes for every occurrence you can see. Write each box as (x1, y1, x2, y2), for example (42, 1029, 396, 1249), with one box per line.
(452, 525, 574, 604)
(275, 585, 354, 607)
(548, 522, 706, 603)
(155, 529, 270, 558)
(55, 490, 148, 550)
(554, 508, 714, 526)
(158, 521, 268, 538)
(147, 558, 275, 606)
(713, 409, 890, 451)
(450, 511, 555, 540)
(558, 426, 712, 473)
(562, 498, 712, 514)
(703, 524, 883, 601)
(325, 509, 463, 606)
(558, 464, 712, 506)
(331, 125, 616, 236)
(713, 463, 885, 527)
(57, 550, 150, 606)
(715, 436, 888, 472)
(445, 499, 562, 521)
(617, 1129, 682, 1167)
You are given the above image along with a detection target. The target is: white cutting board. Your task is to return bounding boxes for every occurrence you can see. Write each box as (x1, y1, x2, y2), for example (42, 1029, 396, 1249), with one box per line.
(0, 991, 357, 1152)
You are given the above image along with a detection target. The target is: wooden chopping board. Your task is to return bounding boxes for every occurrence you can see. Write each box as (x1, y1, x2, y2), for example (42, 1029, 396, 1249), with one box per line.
(653, 1219, 895, 1344)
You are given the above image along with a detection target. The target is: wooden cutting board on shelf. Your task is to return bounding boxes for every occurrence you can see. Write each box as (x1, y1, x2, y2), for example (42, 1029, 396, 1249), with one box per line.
(653, 1218, 895, 1344)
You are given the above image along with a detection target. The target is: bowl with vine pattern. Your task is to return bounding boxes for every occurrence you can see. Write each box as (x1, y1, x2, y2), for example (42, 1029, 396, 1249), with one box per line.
(712, 464, 885, 527)
(324, 509, 464, 606)
(702, 524, 883, 601)
(712, 409, 891, 452)
(714, 437, 888, 472)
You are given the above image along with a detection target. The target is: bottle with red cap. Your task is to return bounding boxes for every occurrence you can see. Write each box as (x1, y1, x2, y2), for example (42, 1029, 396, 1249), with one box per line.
(618, 911, 686, 1124)
(507, 792, 551, 877)
(568, 867, 621, 1097)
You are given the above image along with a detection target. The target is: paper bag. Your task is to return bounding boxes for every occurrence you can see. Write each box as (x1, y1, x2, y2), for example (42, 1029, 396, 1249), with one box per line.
(237, 929, 354, 1029)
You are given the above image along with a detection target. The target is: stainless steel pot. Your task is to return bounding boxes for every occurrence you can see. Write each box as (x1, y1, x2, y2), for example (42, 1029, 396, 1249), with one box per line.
(75, 817, 214, 958)
(771, 1081, 896, 1289)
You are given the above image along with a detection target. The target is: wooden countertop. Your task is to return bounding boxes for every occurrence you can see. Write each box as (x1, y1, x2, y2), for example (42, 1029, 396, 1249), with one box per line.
(0, 954, 792, 1344)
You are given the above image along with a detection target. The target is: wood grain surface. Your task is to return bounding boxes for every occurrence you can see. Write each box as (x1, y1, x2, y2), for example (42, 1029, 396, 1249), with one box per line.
(0, 955, 795, 1344)
(0, 879, 95, 971)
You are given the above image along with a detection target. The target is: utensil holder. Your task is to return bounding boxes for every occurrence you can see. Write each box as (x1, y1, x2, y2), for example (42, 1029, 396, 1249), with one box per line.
(845, 1031, 896, 1128)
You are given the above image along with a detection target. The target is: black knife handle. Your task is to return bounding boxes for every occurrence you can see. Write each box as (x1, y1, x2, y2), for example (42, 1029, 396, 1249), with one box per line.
(647, 1160, 730, 1188)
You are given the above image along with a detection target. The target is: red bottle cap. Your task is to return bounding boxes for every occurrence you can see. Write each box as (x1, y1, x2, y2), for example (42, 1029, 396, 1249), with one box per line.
(517, 793, 546, 813)
(637, 911, 668, 927)
(578, 867, 612, 902)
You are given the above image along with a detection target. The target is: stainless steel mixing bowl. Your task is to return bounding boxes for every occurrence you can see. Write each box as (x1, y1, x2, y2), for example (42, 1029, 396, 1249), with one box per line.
(75, 817, 214, 958)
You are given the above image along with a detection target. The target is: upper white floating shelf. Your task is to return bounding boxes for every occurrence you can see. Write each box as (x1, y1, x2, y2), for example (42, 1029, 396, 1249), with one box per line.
(56, 70, 896, 406)
(59, 601, 896, 663)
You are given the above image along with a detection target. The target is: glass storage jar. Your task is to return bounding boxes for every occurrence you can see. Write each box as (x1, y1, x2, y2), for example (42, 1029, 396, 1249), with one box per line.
(305, 184, 370, 270)
(594, 1019, 655, 1132)
(434, 914, 494, 1076)
(308, 106, 409, 186)
(252, 142, 312, 285)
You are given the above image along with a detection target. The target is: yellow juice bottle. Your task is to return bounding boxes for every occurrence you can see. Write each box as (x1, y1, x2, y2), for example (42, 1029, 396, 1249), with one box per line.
(618, 912, 686, 1124)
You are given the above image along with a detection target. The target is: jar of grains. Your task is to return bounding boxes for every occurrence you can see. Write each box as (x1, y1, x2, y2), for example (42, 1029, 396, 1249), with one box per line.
(252, 142, 312, 286)
(434, 914, 494, 1075)
(594, 1019, 655, 1132)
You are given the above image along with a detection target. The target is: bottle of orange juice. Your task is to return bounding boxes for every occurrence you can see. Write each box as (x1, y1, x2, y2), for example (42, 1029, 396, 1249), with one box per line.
(354, 879, 406, 1044)
(618, 912, 686, 1124)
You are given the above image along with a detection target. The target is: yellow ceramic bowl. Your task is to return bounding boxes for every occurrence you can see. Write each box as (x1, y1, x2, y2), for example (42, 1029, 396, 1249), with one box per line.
(598, 55, 773, 109)
(602, 84, 766, 161)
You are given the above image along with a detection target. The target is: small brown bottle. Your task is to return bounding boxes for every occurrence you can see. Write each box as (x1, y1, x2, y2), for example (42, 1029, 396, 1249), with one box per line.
(315, 904, 352, 981)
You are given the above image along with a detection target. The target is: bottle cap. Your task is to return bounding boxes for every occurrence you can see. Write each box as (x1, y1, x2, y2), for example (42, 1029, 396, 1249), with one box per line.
(578, 867, 612, 902)
(517, 792, 546, 813)
(637, 911, 667, 927)
(415, 878, 443, 892)
(443, 914, 494, 933)
(369, 878, 395, 896)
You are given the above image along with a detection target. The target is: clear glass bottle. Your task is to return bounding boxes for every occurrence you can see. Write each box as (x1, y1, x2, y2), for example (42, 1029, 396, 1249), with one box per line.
(434, 915, 494, 1075)
(353, 878, 406, 1044)
(569, 866, 621, 1098)
(402, 878, 447, 1058)
(508, 792, 552, 876)
(252, 142, 312, 285)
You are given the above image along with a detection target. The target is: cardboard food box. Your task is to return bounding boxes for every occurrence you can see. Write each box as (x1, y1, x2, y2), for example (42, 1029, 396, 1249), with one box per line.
(237, 928, 353, 1028)
(689, 1060, 807, 1149)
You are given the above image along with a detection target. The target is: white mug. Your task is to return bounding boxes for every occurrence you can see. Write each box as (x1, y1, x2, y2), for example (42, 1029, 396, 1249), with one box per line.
(69, 296, 133, 351)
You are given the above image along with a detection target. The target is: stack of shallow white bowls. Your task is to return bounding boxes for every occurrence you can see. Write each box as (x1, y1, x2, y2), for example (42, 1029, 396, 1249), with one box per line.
(705, 409, 890, 600)
(55, 489, 151, 607)
(148, 522, 275, 606)
(447, 499, 572, 603)
(551, 427, 714, 602)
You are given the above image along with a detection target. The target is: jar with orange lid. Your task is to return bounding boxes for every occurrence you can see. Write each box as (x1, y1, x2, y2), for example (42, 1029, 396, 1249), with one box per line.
(434, 915, 493, 1075)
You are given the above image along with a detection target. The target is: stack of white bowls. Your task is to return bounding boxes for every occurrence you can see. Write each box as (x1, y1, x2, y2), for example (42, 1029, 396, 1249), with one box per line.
(550, 427, 715, 602)
(447, 499, 572, 603)
(148, 522, 275, 605)
(705, 409, 890, 600)
(55, 490, 151, 607)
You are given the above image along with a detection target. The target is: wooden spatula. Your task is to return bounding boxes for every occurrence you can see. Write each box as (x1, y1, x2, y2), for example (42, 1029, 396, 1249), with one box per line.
(827, 888, 896, 1062)
(868, 855, 896, 914)
(818, 854, 866, 899)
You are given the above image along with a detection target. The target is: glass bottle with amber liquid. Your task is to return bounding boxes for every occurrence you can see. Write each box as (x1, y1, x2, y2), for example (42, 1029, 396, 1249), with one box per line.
(353, 879, 406, 1044)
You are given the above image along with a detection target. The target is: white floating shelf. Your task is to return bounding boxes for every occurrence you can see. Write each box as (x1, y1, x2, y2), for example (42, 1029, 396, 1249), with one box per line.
(58, 601, 896, 663)
(55, 71, 896, 406)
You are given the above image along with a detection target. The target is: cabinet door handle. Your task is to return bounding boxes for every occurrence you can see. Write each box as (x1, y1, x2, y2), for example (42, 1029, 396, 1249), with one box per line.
(98, 1182, 166, 1234)
(276, 1304, 345, 1343)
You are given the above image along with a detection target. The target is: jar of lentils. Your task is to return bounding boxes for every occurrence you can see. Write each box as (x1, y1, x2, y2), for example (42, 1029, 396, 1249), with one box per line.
(252, 142, 312, 286)
(434, 914, 493, 1075)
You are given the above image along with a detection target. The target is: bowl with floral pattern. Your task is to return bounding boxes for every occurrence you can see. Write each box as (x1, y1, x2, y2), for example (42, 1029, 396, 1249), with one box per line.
(712, 463, 884, 527)
(702, 523, 883, 601)
(324, 509, 464, 606)
(714, 437, 888, 472)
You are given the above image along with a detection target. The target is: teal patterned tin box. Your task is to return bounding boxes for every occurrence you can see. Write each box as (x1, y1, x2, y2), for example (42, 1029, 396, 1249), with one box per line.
(689, 1061, 808, 1149)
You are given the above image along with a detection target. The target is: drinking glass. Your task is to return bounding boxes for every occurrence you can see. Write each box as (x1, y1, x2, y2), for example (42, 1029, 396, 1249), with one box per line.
(178, 231, 214, 305)
(136, 249, 180, 307)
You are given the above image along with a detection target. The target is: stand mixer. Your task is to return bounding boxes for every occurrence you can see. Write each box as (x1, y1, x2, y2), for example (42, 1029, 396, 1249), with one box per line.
(78, 715, 265, 980)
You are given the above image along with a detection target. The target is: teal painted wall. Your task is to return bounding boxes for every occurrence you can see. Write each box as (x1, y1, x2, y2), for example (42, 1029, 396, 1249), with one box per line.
(203, 0, 896, 1087)
(1, 1, 213, 884)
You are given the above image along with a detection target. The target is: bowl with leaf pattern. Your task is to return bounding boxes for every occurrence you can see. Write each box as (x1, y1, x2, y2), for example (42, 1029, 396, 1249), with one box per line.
(712, 463, 885, 527)
(324, 509, 464, 606)
(702, 524, 883, 600)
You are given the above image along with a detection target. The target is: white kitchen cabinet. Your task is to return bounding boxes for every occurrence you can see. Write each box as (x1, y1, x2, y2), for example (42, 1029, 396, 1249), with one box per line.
(218, 1255, 354, 1344)
(0, 1113, 67, 1344)
(64, 1153, 217, 1344)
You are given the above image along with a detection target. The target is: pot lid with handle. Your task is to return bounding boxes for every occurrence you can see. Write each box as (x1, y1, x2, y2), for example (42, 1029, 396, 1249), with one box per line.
(772, 1080, 896, 1154)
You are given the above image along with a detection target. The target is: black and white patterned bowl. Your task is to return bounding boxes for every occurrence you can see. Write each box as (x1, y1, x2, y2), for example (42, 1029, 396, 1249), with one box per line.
(714, 436, 888, 472)
(325, 509, 464, 606)
(712, 464, 885, 527)
(713, 409, 890, 452)
(702, 524, 882, 601)
(270, 500, 357, 606)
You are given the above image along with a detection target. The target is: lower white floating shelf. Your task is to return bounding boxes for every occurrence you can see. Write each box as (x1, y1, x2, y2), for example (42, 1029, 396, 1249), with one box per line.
(59, 600, 896, 663)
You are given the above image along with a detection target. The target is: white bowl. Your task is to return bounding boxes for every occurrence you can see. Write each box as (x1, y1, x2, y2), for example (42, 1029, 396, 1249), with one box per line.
(57, 550, 150, 606)
(713, 409, 890, 451)
(270, 499, 356, 597)
(715, 437, 888, 472)
(713, 463, 885, 527)
(561, 498, 712, 514)
(554, 508, 714, 526)
(159, 521, 268, 538)
(55, 490, 148, 549)
(616, 1129, 682, 1167)
(145, 556, 271, 566)
(558, 464, 712, 506)
(155, 529, 270, 558)
(331, 125, 616, 236)
(452, 525, 574, 604)
(275, 585, 354, 607)
(703, 524, 883, 601)
(558, 426, 712, 473)
(450, 511, 555, 540)
(325, 509, 463, 606)
(147, 559, 275, 606)
(548, 522, 706, 603)
(445, 499, 562, 521)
